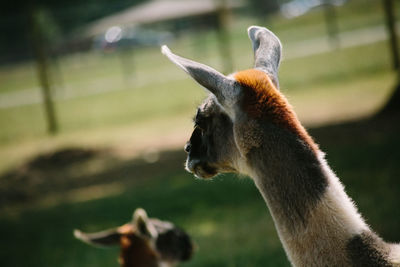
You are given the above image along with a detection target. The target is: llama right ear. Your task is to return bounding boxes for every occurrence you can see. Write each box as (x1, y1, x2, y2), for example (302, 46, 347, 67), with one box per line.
(161, 45, 239, 106)
(248, 26, 282, 87)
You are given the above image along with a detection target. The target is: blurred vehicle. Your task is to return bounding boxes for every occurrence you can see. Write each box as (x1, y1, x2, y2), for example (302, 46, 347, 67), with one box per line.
(281, 0, 347, 18)
(93, 26, 173, 52)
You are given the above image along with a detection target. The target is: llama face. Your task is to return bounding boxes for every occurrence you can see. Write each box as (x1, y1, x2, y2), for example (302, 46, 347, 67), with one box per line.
(185, 95, 240, 179)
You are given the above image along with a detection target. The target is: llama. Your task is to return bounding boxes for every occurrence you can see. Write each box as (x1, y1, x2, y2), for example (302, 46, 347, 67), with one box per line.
(162, 26, 400, 266)
(74, 208, 194, 267)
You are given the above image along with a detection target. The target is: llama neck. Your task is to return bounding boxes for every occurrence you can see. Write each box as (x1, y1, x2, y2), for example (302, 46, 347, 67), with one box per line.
(246, 136, 369, 265)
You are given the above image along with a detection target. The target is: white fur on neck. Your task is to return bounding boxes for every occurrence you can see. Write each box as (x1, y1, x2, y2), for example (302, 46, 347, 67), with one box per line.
(316, 151, 369, 235)
(247, 151, 370, 266)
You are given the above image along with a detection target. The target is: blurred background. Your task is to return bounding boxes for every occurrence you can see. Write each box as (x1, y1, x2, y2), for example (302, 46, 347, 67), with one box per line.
(0, 0, 399, 266)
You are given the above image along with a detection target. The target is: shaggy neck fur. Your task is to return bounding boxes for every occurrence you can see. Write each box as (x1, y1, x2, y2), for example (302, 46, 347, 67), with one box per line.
(233, 69, 399, 266)
(250, 148, 370, 266)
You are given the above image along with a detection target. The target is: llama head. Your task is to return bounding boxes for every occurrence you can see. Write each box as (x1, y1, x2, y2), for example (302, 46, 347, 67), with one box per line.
(162, 26, 311, 179)
(74, 208, 194, 266)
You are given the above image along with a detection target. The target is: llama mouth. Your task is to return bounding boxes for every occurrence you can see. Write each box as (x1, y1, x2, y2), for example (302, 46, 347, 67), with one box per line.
(185, 159, 217, 179)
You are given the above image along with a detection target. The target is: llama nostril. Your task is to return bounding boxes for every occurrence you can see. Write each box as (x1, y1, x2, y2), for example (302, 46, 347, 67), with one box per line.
(184, 143, 191, 153)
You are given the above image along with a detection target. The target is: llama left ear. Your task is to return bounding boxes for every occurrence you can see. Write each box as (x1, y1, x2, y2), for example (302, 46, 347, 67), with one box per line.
(248, 26, 282, 88)
(133, 208, 158, 239)
(161, 45, 239, 107)
(74, 228, 121, 248)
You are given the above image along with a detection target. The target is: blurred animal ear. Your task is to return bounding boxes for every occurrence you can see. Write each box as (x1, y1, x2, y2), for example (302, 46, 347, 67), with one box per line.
(248, 26, 282, 88)
(74, 228, 121, 248)
(162, 45, 239, 107)
(133, 208, 158, 239)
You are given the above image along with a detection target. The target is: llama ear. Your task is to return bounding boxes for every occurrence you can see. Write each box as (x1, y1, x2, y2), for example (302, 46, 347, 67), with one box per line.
(133, 208, 158, 239)
(248, 26, 282, 87)
(161, 45, 238, 106)
(74, 228, 121, 248)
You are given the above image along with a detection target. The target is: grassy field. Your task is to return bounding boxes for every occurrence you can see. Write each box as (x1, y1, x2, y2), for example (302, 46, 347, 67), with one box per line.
(0, 0, 394, 172)
(0, 0, 399, 266)
(0, 39, 395, 173)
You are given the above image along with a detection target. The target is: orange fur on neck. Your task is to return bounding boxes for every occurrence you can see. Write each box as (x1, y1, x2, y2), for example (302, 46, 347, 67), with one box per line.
(234, 69, 319, 154)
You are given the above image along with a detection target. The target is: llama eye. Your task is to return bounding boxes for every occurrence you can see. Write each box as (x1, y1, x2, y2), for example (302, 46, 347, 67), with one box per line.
(194, 124, 204, 132)
(194, 117, 207, 131)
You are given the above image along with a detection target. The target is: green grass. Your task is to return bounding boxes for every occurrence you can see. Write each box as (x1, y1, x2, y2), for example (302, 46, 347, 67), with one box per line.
(0, 39, 394, 173)
(0, 149, 289, 266)
(0, 62, 37, 94)
(0, 0, 393, 147)
(0, 116, 399, 267)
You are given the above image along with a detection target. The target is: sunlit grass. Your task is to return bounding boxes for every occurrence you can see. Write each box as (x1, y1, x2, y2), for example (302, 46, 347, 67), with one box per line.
(0, 39, 394, 174)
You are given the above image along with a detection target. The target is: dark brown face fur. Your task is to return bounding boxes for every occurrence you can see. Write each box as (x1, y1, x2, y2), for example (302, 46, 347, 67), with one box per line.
(185, 96, 240, 179)
(156, 227, 194, 262)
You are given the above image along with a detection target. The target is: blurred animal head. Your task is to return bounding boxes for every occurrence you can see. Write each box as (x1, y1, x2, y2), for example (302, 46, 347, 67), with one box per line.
(74, 208, 194, 267)
(162, 26, 316, 179)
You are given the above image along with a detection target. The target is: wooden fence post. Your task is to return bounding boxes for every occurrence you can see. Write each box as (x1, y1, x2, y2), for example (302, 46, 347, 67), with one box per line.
(29, 7, 58, 134)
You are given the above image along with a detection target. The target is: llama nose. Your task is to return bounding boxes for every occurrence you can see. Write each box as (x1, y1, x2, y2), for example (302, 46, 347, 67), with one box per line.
(184, 143, 191, 153)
